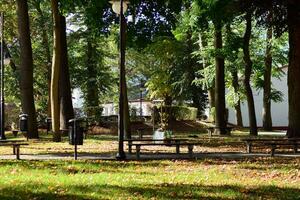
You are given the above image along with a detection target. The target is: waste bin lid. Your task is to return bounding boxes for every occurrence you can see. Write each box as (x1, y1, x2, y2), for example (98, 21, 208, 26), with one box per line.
(19, 114, 28, 118)
(68, 118, 83, 123)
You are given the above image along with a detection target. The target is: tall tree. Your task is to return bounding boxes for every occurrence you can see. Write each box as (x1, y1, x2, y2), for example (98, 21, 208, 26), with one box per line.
(59, 15, 74, 131)
(287, 0, 300, 138)
(262, 9, 273, 131)
(16, 0, 38, 138)
(33, 0, 52, 118)
(213, 20, 227, 135)
(224, 23, 243, 127)
(50, 0, 62, 142)
(243, 11, 258, 136)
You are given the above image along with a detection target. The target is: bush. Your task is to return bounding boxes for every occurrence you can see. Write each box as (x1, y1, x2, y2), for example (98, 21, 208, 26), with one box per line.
(155, 106, 198, 122)
(169, 106, 198, 121)
(84, 106, 103, 124)
(5, 103, 21, 130)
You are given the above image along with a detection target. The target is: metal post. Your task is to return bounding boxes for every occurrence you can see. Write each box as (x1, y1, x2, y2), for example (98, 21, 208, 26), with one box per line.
(74, 119, 77, 160)
(116, 0, 126, 160)
(0, 13, 6, 140)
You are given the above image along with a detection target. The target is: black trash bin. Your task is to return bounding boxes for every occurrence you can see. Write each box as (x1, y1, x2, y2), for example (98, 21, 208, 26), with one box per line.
(19, 114, 28, 133)
(68, 119, 83, 145)
(46, 118, 52, 134)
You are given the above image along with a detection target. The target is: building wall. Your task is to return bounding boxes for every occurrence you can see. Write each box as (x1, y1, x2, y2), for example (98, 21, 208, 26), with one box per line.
(102, 101, 153, 116)
(228, 70, 288, 127)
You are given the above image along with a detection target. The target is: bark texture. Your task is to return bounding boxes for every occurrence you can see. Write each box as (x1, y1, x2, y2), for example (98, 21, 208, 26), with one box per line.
(243, 11, 258, 136)
(213, 22, 227, 135)
(59, 15, 74, 131)
(50, 0, 62, 142)
(263, 11, 273, 131)
(287, 1, 300, 138)
(231, 70, 243, 127)
(16, 0, 39, 139)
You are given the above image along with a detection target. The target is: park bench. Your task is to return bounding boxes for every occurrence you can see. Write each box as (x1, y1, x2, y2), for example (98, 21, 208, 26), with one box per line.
(0, 140, 28, 160)
(125, 138, 189, 154)
(126, 139, 201, 159)
(265, 140, 300, 156)
(242, 138, 300, 154)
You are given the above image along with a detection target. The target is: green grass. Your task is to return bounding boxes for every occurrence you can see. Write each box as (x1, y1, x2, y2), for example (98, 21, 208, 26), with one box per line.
(0, 158, 299, 199)
(0, 131, 299, 199)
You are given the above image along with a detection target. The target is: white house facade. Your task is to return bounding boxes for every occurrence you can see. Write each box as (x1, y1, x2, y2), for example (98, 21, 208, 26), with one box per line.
(102, 100, 153, 116)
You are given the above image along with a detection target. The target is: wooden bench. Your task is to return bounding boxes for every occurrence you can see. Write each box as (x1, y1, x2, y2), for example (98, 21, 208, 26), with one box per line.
(0, 140, 28, 160)
(265, 141, 300, 156)
(128, 142, 201, 159)
(125, 139, 189, 154)
(242, 138, 300, 153)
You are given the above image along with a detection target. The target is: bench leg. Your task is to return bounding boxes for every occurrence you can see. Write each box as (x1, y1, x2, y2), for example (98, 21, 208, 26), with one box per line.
(136, 145, 141, 159)
(128, 141, 132, 154)
(13, 146, 16, 155)
(16, 146, 20, 160)
(294, 144, 298, 154)
(176, 144, 180, 154)
(188, 145, 194, 158)
(270, 145, 276, 157)
(208, 130, 212, 137)
(138, 131, 142, 139)
(246, 142, 252, 154)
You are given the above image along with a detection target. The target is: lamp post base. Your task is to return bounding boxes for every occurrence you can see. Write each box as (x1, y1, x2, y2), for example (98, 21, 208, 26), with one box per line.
(116, 152, 126, 160)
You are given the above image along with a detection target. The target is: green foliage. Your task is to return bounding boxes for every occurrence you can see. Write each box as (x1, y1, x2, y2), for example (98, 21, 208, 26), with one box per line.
(83, 106, 103, 123)
(142, 37, 183, 101)
(159, 105, 198, 121)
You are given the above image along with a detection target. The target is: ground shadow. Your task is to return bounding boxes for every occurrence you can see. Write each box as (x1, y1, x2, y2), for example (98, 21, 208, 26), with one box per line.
(0, 182, 299, 199)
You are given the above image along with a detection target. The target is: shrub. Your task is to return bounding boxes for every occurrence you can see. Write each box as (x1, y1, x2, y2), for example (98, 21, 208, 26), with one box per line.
(155, 106, 198, 122)
(169, 106, 198, 121)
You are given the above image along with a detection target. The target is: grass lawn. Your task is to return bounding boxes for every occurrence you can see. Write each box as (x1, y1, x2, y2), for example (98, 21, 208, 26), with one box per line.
(0, 131, 299, 199)
(0, 158, 299, 199)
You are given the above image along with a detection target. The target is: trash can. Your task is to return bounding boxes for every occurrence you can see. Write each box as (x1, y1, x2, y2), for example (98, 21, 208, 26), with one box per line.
(19, 114, 28, 133)
(46, 118, 52, 133)
(68, 119, 83, 145)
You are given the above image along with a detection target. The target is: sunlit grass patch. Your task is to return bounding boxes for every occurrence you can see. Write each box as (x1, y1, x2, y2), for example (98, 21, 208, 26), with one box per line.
(0, 158, 299, 199)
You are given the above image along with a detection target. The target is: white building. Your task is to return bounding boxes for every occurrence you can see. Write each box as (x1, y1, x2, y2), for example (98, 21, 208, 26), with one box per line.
(228, 67, 288, 128)
(102, 100, 153, 116)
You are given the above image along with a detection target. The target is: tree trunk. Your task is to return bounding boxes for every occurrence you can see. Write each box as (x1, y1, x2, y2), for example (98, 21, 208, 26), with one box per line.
(231, 70, 243, 127)
(16, 0, 38, 139)
(59, 15, 74, 131)
(263, 11, 273, 131)
(33, 0, 52, 118)
(287, 1, 300, 138)
(86, 38, 99, 113)
(225, 24, 243, 127)
(243, 11, 258, 136)
(50, 0, 62, 142)
(199, 32, 213, 120)
(208, 88, 215, 121)
(213, 21, 227, 135)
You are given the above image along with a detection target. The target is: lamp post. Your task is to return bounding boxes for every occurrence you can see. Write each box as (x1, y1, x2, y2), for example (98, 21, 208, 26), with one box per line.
(109, 0, 129, 160)
(0, 12, 6, 140)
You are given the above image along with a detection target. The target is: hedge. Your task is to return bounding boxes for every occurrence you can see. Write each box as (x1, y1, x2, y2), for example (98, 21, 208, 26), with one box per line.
(157, 105, 198, 121)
